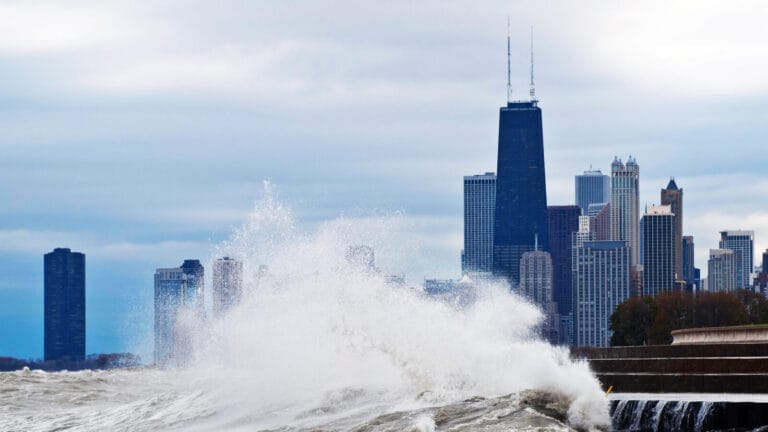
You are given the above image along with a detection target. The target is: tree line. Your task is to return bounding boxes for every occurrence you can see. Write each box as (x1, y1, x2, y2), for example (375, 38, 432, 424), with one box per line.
(610, 290, 768, 346)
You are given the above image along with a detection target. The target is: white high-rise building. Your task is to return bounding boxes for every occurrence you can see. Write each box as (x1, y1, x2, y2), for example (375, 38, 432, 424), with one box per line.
(213, 257, 243, 318)
(463, 173, 496, 274)
(519, 247, 558, 344)
(708, 249, 738, 292)
(719, 230, 754, 289)
(610, 156, 640, 267)
(573, 241, 631, 347)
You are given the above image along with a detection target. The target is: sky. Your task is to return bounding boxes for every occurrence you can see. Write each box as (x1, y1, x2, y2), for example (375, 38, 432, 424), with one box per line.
(2, 0, 768, 359)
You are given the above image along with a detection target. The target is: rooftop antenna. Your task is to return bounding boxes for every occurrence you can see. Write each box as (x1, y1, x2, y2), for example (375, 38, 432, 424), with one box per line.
(534, 233, 539, 251)
(506, 16, 512, 102)
(529, 26, 536, 100)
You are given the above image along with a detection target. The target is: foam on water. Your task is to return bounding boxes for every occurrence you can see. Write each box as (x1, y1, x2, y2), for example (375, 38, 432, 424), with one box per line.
(1, 190, 610, 431)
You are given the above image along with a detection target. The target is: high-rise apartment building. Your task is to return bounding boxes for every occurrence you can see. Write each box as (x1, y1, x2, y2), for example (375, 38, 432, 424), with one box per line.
(610, 156, 640, 266)
(547, 205, 580, 317)
(642, 205, 675, 296)
(661, 179, 684, 281)
(575, 169, 610, 216)
(213, 257, 243, 318)
(44, 248, 86, 362)
(463, 173, 496, 274)
(564, 217, 593, 346)
(493, 100, 548, 287)
(519, 248, 558, 344)
(154, 259, 205, 367)
(682, 236, 695, 289)
(719, 230, 754, 289)
(573, 241, 631, 347)
(708, 249, 738, 292)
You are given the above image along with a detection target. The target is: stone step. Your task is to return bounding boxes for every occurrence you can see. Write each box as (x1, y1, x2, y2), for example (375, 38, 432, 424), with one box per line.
(596, 372, 768, 393)
(590, 357, 768, 374)
(572, 342, 768, 359)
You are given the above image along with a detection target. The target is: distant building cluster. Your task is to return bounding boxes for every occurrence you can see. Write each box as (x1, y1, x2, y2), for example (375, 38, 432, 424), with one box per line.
(459, 91, 765, 348)
(35, 42, 768, 364)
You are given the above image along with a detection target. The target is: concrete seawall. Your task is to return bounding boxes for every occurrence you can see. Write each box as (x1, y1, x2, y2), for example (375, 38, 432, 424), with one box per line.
(572, 342, 768, 393)
(671, 324, 768, 344)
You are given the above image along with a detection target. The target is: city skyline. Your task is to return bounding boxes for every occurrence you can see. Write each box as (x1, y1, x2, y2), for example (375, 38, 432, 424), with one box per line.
(3, 1, 768, 359)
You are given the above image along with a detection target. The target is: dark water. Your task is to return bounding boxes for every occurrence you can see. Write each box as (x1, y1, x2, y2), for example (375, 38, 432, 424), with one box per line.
(610, 396, 768, 431)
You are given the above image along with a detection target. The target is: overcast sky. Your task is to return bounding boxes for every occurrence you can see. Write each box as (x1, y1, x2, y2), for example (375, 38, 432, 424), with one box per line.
(2, 0, 768, 359)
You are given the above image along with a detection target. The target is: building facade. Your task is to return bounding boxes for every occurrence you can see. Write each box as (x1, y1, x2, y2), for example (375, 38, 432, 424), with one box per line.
(642, 205, 675, 296)
(547, 205, 580, 317)
(708, 249, 738, 292)
(682, 236, 695, 289)
(573, 241, 631, 347)
(213, 257, 243, 318)
(44, 248, 86, 362)
(661, 179, 684, 281)
(590, 203, 611, 241)
(719, 230, 754, 289)
(493, 101, 548, 287)
(519, 249, 558, 344)
(463, 173, 496, 274)
(575, 169, 610, 216)
(154, 260, 205, 367)
(610, 156, 640, 266)
(763, 249, 768, 274)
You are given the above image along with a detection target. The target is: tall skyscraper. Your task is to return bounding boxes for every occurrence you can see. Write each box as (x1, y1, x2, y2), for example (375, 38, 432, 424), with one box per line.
(708, 249, 738, 292)
(661, 179, 684, 281)
(44, 248, 86, 362)
(573, 241, 631, 347)
(154, 260, 205, 367)
(575, 169, 610, 215)
(493, 100, 548, 286)
(463, 173, 496, 274)
(213, 257, 243, 318)
(547, 205, 580, 317)
(642, 205, 675, 296)
(682, 236, 695, 289)
(719, 230, 754, 289)
(519, 247, 558, 344)
(610, 156, 640, 266)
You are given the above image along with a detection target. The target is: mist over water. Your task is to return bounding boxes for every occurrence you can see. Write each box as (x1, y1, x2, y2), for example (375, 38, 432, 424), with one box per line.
(1, 190, 610, 431)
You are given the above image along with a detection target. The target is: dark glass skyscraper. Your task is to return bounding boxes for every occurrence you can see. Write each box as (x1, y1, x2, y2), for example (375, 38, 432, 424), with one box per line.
(44, 248, 85, 362)
(547, 205, 580, 316)
(575, 169, 610, 216)
(682, 236, 695, 288)
(642, 205, 675, 296)
(493, 101, 548, 286)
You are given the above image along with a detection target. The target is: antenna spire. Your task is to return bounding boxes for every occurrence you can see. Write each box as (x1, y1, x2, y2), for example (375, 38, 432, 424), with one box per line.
(529, 26, 535, 100)
(506, 16, 512, 102)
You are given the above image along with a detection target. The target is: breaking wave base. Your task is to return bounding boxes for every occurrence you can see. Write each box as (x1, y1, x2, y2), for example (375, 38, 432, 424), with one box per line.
(1, 194, 609, 431)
